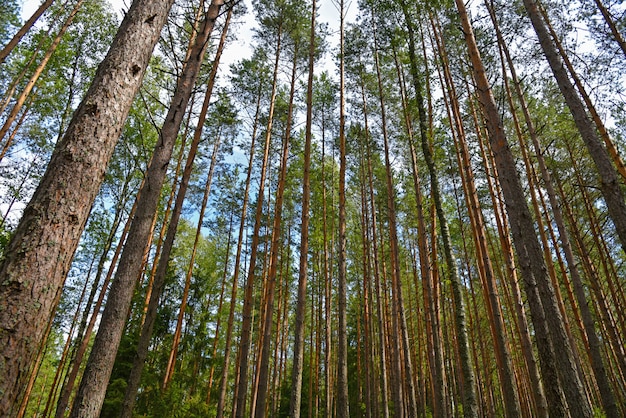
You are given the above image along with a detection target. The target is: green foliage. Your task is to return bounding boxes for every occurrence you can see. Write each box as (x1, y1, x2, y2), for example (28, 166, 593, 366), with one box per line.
(0, 0, 19, 45)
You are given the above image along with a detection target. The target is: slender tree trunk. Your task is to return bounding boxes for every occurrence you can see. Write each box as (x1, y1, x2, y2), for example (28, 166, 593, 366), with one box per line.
(522, 0, 626, 253)
(69, 3, 224, 416)
(322, 109, 334, 418)
(370, 17, 404, 417)
(436, 30, 521, 415)
(402, 8, 478, 417)
(215, 51, 264, 418)
(120, 7, 230, 415)
(455, 0, 592, 416)
(205, 213, 234, 402)
(592, 0, 626, 58)
(235, 21, 283, 417)
(358, 165, 373, 418)
(139, 126, 190, 326)
(162, 130, 222, 390)
(254, 37, 299, 417)
(406, 108, 444, 417)
(53, 180, 140, 417)
(373, 29, 417, 417)
(561, 146, 626, 384)
(364, 129, 390, 418)
(0, 0, 174, 412)
(536, 2, 626, 182)
(289, 0, 315, 414)
(0, 0, 54, 63)
(0, 95, 34, 162)
(0, 0, 84, 145)
(336, 0, 349, 415)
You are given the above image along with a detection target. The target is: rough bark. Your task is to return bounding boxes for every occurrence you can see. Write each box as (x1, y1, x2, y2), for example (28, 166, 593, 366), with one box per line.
(68, 2, 223, 416)
(0, 0, 173, 413)
(492, 2, 619, 413)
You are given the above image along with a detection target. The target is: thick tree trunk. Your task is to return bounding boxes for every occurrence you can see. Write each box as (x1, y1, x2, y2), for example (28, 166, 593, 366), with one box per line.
(491, 2, 619, 413)
(69, 3, 223, 416)
(0, 0, 174, 412)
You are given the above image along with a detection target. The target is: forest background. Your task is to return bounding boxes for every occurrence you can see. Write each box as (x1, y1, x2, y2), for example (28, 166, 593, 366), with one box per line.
(0, 0, 625, 417)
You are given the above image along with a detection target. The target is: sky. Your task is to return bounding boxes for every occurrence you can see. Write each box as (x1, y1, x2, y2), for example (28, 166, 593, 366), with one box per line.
(20, 0, 359, 77)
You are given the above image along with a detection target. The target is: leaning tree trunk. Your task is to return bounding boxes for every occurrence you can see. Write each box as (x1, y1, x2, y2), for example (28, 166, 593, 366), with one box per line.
(0, 0, 174, 413)
(0, 0, 84, 151)
(521, 0, 626, 253)
(436, 31, 522, 416)
(69, 2, 224, 416)
(592, 0, 626, 58)
(489, 3, 619, 415)
(0, 0, 54, 63)
(455, 0, 592, 416)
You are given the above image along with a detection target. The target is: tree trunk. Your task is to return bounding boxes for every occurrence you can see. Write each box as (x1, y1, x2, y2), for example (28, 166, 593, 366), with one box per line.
(437, 31, 522, 415)
(490, 2, 619, 413)
(537, 2, 626, 183)
(0, 0, 173, 412)
(402, 7, 478, 417)
(288, 0, 315, 414)
(235, 21, 283, 418)
(163, 130, 222, 391)
(466, 76, 548, 416)
(0, 0, 84, 148)
(522, 0, 626, 253)
(0, 0, 54, 63)
(373, 27, 417, 416)
(336, 0, 349, 415)
(120, 4, 231, 412)
(455, 0, 592, 416)
(215, 52, 264, 418)
(592, 0, 626, 58)
(69, 3, 223, 416)
(254, 38, 299, 418)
